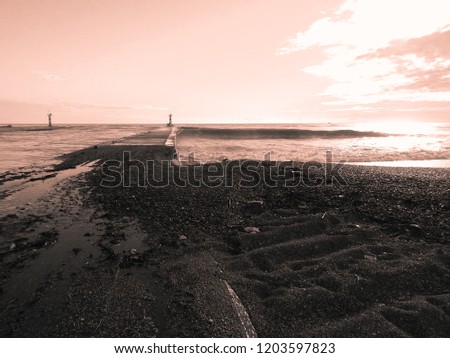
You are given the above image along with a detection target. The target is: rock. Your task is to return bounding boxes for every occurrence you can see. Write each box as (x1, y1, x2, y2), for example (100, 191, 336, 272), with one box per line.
(10, 243, 16, 250)
(347, 223, 362, 229)
(284, 166, 302, 177)
(179, 235, 188, 241)
(364, 254, 377, 262)
(244, 227, 260, 234)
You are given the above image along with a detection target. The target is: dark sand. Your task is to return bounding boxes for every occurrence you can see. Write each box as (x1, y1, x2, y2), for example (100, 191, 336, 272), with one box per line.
(0, 144, 449, 337)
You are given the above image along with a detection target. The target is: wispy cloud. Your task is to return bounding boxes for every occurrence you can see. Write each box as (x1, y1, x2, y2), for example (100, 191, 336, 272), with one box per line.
(31, 70, 64, 81)
(277, 0, 450, 109)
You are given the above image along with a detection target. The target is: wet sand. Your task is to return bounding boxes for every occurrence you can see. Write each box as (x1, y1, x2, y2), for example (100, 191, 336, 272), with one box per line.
(0, 143, 449, 337)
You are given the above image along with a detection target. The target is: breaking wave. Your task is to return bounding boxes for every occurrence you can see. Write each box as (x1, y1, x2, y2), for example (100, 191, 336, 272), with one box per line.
(179, 127, 388, 140)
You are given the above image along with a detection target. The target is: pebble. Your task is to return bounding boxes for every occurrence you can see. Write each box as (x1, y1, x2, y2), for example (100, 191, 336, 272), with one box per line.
(244, 227, 260, 234)
(364, 254, 377, 262)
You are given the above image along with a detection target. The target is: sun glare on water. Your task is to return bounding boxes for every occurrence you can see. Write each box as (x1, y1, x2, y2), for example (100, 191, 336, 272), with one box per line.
(352, 120, 441, 135)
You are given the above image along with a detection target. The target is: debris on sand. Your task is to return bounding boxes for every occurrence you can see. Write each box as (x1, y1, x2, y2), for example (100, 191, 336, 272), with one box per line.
(223, 280, 258, 338)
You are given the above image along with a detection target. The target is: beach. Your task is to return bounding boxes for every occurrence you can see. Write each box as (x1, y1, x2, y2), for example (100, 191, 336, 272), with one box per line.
(0, 133, 449, 337)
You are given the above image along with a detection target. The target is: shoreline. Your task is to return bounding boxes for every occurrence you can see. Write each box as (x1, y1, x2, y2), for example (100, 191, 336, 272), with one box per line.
(0, 143, 449, 337)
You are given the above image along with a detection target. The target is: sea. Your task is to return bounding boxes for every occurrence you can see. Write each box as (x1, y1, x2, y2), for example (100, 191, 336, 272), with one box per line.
(1, 122, 449, 174)
(0, 124, 157, 173)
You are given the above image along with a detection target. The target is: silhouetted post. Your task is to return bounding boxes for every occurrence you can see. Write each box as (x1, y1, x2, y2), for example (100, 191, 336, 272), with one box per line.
(167, 113, 173, 127)
(48, 113, 52, 127)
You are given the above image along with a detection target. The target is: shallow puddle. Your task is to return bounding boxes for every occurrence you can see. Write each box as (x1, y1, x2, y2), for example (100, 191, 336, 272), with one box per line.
(0, 160, 99, 216)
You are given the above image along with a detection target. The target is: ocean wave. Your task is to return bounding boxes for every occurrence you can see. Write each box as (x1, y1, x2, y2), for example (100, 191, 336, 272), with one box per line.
(179, 127, 389, 139)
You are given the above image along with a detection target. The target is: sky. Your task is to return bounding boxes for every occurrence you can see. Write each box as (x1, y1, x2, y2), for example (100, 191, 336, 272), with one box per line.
(1, 0, 449, 124)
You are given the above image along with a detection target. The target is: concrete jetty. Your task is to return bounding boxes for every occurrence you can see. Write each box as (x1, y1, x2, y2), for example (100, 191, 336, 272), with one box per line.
(113, 126, 178, 147)
(164, 126, 178, 147)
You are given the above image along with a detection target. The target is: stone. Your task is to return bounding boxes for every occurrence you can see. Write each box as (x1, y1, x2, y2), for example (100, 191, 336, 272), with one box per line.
(244, 227, 260, 234)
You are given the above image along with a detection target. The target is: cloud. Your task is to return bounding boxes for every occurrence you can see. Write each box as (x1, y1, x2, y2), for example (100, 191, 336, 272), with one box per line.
(31, 70, 64, 81)
(279, 0, 450, 55)
(360, 30, 450, 62)
(277, 0, 450, 108)
(360, 30, 450, 93)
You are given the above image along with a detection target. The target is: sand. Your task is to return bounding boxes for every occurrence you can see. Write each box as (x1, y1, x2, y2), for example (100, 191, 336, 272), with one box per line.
(0, 144, 449, 337)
